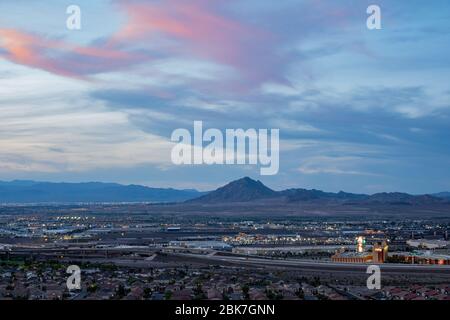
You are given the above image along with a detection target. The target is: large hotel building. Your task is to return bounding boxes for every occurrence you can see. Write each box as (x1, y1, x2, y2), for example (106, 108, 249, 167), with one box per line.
(332, 237, 388, 263)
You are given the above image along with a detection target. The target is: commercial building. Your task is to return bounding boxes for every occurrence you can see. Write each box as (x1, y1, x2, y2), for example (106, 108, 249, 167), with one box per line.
(331, 237, 388, 263)
(406, 239, 449, 249)
(372, 241, 389, 263)
(390, 251, 450, 265)
(168, 240, 232, 251)
(232, 245, 344, 256)
(331, 251, 374, 263)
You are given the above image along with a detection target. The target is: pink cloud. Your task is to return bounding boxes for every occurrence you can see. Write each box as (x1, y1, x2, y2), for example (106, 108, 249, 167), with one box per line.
(0, 0, 356, 91)
(0, 28, 144, 79)
(0, 29, 78, 78)
(110, 0, 278, 86)
(0, 0, 278, 89)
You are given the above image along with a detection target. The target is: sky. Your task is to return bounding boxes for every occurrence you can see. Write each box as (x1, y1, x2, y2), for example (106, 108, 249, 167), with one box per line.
(0, 0, 449, 194)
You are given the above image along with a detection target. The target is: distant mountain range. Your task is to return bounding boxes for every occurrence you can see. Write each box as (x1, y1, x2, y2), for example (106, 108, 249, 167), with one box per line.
(0, 180, 204, 203)
(433, 192, 450, 200)
(188, 177, 449, 206)
(0, 178, 448, 205)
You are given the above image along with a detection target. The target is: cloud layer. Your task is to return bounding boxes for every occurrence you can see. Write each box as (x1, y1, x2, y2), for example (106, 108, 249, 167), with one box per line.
(0, 0, 449, 193)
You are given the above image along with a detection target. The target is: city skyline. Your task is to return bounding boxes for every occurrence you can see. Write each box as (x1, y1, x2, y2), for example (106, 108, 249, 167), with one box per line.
(1, 0, 449, 194)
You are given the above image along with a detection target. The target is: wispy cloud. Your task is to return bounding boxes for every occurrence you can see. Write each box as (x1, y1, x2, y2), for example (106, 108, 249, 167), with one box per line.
(0, 0, 449, 193)
(0, 0, 280, 89)
(0, 64, 174, 173)
(0, 28, 142, 79)
(298, 156, 380, 176)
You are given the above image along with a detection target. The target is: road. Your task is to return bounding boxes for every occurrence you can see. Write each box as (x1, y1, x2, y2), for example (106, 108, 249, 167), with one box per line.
(166, 252, 450, 274)
(2, 245, 450, 275)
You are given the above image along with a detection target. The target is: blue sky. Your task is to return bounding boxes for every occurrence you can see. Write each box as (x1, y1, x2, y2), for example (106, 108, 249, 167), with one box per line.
(0, 0, 449, 193)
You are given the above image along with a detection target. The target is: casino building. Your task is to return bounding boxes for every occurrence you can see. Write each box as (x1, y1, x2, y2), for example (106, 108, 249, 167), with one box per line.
(332, 237, 388, 263)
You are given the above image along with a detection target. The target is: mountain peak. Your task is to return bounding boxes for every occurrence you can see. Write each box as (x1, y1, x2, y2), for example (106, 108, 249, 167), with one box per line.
(188, 177, 277, 203)
(227, 176, 265, 188)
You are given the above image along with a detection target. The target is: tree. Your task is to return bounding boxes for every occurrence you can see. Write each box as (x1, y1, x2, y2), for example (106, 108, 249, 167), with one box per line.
(116, 284, 127, 299)
(143, 287, 152, 299)
(242, 285, 250, 300)
(296, 288, 305, 299)
(164, 290, 173, 300)
(87, 283, 98, 293)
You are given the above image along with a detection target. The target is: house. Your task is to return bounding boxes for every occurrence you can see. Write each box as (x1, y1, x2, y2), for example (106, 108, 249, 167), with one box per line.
(172, 289, 193, 300)
(207, 288, 222, 300)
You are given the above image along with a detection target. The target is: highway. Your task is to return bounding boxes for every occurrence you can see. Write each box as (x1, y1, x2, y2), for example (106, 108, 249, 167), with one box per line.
(2, 245, 450, 275)
(167, 252, 450, 274)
